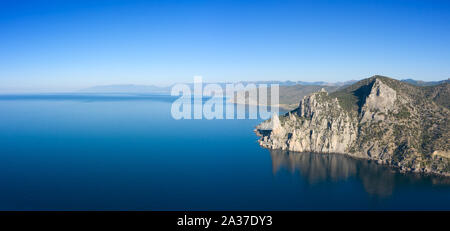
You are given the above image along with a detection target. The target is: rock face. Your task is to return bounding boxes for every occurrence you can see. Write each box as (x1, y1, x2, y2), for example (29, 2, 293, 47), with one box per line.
(256, 76, 450, 176)
(360, 79, 397, 122)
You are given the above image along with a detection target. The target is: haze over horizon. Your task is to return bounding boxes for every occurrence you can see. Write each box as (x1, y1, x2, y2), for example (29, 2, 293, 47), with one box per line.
(1, 0, 449, 92)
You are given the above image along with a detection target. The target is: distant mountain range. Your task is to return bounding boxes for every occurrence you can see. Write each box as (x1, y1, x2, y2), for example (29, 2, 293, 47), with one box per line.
(79, 84, 172, 94)
(80, 78, 448, 94)
(229, 78, 449, 110)
(80, 79, 448, 97)
(401, 78, 449, 86)
(79, 80, 358, 94)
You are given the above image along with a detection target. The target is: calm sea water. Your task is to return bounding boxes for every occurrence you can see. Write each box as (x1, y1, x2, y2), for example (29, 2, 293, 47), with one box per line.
(0, 94, 449, 210)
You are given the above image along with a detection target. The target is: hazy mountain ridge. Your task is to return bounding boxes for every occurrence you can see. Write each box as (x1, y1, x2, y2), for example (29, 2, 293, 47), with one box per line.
(79, 84, 172, 93)
(229, 78, 448, 110)
(79, 80, 357, 94)
(256, 75, 450, 176)
(401, 78, 450, 87)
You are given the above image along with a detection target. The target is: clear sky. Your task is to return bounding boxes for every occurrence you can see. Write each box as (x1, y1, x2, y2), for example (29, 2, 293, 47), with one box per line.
(0, 0, 449, 92)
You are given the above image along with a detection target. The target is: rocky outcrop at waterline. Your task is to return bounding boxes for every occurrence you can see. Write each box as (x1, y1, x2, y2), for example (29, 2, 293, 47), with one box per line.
(256, 75, 450, 176)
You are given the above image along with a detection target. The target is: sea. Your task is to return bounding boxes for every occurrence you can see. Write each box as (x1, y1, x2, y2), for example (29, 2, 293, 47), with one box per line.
(0, 94, 449, 210)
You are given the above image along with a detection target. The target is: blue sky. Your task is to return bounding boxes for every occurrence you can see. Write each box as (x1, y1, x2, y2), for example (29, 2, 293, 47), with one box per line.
(0, 0, 449, 92)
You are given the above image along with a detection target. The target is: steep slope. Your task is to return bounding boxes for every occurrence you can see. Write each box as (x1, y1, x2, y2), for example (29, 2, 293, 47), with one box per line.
(256, 75, 449, 176)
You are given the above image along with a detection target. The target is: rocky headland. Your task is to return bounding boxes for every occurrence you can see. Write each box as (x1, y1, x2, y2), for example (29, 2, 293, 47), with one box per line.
(256, 75, 449, 176)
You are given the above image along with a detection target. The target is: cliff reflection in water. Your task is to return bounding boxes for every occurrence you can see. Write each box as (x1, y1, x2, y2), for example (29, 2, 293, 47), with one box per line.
(269, 149, 449, 197)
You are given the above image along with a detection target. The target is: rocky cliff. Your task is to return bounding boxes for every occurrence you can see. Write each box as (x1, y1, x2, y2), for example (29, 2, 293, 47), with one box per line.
(256, 76, 450, 176)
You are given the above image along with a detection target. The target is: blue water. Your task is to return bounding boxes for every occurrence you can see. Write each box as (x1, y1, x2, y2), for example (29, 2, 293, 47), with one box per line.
(0, 94, 449, 210)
